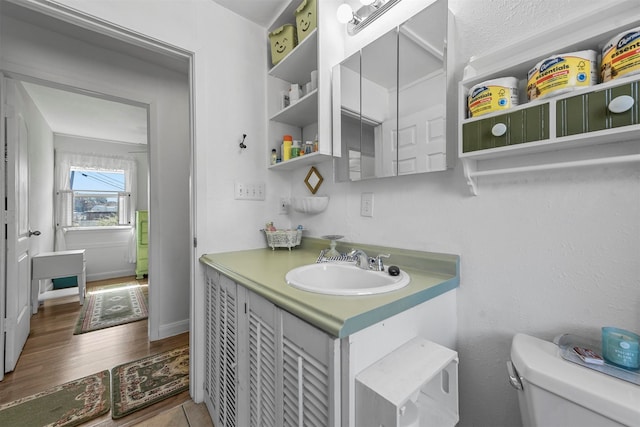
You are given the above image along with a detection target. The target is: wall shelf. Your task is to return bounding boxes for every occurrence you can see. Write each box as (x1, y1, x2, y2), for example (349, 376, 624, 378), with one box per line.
(458, 1, 640, 195)
(268, 151, 329, 170)
(269, 89, 318, 127)
(268, 29, 317, 85)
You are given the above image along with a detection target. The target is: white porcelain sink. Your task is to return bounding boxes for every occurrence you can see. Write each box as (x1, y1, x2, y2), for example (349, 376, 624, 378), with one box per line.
(285, 263, 410, 296)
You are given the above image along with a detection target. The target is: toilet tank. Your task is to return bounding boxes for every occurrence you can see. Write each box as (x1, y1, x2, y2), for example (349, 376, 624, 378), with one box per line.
(509, 333, 640, 427)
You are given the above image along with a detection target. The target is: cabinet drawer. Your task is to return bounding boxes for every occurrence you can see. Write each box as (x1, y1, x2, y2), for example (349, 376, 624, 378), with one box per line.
(462, 104, 549, 153)
(557, 80, 639, 137)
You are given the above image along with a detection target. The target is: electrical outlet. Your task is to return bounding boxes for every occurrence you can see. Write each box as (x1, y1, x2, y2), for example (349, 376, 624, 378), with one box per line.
(361, 192, 374, 217)
(279, 197, 289, 215)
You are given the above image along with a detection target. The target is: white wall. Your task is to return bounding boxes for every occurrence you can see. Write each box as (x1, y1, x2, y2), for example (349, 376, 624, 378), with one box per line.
(24, 1, 639, 425)
(63, 228, 136, 281)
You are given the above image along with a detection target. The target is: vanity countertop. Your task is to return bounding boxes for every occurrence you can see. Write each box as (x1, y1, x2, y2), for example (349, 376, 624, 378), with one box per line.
(199, 238, 459, 338)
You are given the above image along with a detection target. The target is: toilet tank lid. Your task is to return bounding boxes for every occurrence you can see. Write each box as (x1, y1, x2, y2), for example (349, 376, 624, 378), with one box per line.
(510, 333, 640, 426)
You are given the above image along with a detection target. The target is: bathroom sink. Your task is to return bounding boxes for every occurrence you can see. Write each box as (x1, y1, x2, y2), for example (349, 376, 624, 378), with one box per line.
(285, 263, 410, 296)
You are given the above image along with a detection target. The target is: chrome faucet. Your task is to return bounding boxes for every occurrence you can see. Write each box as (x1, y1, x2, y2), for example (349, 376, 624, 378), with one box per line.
(348, 249, 370, 269)
(348, 249, 390, 271)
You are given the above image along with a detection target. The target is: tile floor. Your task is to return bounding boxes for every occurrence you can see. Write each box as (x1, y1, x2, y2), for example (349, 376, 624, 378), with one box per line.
(131, 400, 213, 427)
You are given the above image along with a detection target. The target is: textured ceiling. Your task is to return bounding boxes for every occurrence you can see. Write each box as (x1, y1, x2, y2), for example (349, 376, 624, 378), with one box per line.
(448, 0, 607, 63)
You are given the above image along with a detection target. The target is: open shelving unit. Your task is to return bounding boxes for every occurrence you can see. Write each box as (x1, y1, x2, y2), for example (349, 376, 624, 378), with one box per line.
(267, 6, 328, 171)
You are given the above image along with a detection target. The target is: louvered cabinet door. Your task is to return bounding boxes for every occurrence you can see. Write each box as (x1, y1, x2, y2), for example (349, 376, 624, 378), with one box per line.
(281, 310, 338, 427)
(204, 268, 218, 406)
(205, 270, 239, 427)
(247, 291, 280, 427)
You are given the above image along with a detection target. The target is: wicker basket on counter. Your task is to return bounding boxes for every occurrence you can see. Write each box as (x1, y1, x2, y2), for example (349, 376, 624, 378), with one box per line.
(262, 229, 302, 250)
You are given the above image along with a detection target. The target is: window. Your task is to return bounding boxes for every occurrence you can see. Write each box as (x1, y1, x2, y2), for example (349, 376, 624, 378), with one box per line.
(55, 151, 137, 230)
(69, 169, 129, 227)
(54, 151, 137, 253)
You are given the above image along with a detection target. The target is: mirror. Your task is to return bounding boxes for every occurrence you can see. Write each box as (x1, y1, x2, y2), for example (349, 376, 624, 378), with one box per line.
(361, 28, 398, 179)
(334, 50, 361, 181)
(333, 0, 449, 181)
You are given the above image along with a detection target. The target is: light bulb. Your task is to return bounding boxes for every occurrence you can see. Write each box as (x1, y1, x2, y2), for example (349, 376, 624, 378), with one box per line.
(360, 0, 375, 5)
(336, 3, 354, 24)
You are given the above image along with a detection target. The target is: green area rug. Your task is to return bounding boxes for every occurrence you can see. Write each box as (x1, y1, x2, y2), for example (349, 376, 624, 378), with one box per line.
(111, 346, 189, 419)
(0, 370, 110, 427)
(74, 284, 148, 334)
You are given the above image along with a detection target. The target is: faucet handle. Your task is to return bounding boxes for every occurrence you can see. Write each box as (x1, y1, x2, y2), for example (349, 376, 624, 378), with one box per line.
(373, 254, 390, 271)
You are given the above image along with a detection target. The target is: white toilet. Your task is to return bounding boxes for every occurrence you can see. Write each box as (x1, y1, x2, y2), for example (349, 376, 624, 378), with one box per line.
(508, 333, 640, 427)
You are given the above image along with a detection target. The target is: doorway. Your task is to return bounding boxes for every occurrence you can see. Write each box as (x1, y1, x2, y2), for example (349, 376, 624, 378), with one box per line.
(20, 79, 150, 279)
(0, 1, 193, 380)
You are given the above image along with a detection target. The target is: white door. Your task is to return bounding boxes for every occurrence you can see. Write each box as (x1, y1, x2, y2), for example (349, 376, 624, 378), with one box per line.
(396, 106, 446, 175)
(2, 78, 33, 375)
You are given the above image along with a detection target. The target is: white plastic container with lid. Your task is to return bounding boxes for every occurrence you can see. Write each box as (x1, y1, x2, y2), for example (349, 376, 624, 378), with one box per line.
(527, 50, 597, 100)
(467, 77, 519, 118)
(601, 26, 640, 82)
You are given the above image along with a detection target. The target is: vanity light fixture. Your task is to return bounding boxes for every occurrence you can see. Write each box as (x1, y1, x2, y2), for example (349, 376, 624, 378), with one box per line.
(336, 0, 402, 35)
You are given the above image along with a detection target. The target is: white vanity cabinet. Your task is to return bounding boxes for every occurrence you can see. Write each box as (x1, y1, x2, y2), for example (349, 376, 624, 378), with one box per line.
(204, 266, 340, 427)
(203, 263, 458, 426)
(204, 270, 239, 426)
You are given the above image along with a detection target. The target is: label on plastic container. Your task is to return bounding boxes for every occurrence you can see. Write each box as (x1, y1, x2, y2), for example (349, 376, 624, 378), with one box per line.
(601, 26, 640, 82)
(527, 50, 597, 100)
(467, 77, 519, 118)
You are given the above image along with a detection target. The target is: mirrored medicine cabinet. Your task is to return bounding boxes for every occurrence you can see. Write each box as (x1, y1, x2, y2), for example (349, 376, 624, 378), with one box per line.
(332, 0, 451, 181)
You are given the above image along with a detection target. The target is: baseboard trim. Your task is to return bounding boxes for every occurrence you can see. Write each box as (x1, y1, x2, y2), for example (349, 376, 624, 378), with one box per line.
(157, 319, 189, 340)
(87, 269, 136, 282)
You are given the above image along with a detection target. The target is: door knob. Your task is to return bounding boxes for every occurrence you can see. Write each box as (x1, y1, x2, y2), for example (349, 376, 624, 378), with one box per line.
(28, 230, 41, 237)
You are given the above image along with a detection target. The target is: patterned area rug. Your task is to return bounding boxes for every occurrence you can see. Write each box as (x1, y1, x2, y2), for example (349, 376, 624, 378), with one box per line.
(111, 346, 189, 419)
(74, 284, 148, 334)
(0, 370, 110, 427)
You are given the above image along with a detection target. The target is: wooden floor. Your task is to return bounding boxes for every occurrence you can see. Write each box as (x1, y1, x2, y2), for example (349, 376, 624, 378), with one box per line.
(0, 276, 211, 426)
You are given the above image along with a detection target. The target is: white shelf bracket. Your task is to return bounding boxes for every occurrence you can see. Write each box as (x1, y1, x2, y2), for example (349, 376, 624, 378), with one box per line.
(461, 158, 478, 196)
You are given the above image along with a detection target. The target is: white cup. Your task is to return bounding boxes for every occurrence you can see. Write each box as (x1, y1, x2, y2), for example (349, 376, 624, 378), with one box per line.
(310, 70, 318, 90)
(289, 84, 301, 103)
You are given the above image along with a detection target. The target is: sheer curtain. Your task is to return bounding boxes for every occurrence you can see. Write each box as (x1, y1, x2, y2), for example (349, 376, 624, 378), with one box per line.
(54, 151, 137, 262)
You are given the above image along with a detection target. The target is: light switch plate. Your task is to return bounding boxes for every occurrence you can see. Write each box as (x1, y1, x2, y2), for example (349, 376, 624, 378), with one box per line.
(361, 192, 374, 217)
(234, 182, 265, 200)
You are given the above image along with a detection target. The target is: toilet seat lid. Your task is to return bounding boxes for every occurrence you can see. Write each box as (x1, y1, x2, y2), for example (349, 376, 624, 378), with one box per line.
(510, 333, 640, 426)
